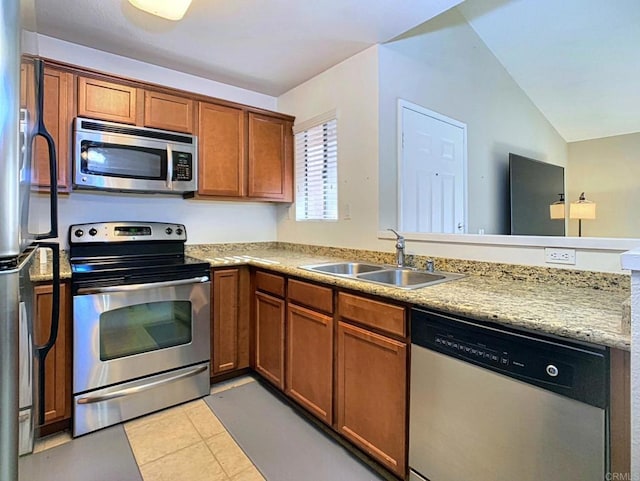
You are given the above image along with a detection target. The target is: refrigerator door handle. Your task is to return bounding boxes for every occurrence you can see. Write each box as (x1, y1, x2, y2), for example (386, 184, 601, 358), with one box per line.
(32, 59, 58, 240)
(34, 243, 60, 425)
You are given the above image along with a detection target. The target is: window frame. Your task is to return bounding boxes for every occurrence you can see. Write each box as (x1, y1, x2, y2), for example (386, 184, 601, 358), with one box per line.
(294, 111, 338, 222)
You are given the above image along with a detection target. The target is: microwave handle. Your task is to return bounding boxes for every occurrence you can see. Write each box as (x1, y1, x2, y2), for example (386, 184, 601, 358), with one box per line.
(166, 145, 173, 190)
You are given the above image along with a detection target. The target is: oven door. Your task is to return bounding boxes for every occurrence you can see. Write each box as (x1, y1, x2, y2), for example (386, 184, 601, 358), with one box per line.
(73, 276, 210, 394)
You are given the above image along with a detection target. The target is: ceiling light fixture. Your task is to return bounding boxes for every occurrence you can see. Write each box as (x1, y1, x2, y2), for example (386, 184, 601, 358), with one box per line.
(128, 0, 193, 21)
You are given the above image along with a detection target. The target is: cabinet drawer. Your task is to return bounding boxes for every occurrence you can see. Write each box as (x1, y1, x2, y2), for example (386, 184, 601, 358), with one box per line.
(338, 292, 405, 337)
(255, 270, 285, 298)
(288, 279, 333, 314)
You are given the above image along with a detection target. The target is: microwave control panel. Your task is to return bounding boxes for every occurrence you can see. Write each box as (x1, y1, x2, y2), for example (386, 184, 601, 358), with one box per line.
(172, 152, 193, 181)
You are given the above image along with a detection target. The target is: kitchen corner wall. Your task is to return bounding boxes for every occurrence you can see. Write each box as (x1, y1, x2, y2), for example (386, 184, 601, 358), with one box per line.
(276, 46, 381, 249)
(31, 35, 278, 247)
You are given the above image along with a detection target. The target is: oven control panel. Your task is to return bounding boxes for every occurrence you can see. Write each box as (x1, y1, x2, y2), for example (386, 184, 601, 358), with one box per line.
(69, 222, 187, 243)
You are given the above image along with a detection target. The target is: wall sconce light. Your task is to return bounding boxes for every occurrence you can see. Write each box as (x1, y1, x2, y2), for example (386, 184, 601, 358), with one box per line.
(549, 193, 565, 220)
(128, 0, 193, 20)
(569, 192, 596, 237)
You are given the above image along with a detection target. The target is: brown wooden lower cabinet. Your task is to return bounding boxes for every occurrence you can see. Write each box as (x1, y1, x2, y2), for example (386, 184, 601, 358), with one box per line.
(285, 303, 333, 424)
(254, 291, 285, 389)
(336, 321, 407, 477)
(211, 267, 251, 377)
(211, 268, 240, 375)
(33, 282, 71, 428)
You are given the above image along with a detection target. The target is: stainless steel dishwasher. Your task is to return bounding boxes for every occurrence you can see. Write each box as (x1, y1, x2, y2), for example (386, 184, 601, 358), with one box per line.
(409, 308, 609, 481)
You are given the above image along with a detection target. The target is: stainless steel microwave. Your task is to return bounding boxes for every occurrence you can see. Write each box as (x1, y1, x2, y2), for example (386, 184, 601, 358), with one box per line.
(73, 117, 197, 194)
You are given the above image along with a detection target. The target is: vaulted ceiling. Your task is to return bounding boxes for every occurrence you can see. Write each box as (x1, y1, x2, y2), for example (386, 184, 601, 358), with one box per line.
(30, 0, 640, 141)
(31, 0, 462, 96)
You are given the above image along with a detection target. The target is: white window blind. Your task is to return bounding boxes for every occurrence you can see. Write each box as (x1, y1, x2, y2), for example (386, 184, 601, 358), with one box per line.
(295, 115, 338, 221)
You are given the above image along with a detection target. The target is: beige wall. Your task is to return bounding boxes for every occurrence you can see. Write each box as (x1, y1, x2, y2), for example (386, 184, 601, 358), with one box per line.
(378, 8, 567, 235)
(567, 132, 640, 238)
(276, 46, 381, 248)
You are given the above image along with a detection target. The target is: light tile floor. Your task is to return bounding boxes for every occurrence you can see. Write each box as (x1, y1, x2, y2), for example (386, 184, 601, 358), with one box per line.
(33, 376, 264, 481)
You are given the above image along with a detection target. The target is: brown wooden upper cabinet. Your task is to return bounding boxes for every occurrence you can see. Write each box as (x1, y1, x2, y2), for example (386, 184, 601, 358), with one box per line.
(23, 65, 73, 192)
(198, 102, 245, 197)
(77, 76, 139, 124)
(77, 76, 194, 133)
(196, 109, 294, 202)
(248, 113, 293, 202)
(39, 61, 295, 203)
(144, 90, 194, 134)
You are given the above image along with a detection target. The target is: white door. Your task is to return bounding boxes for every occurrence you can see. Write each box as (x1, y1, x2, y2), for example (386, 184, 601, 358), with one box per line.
(399, 102, 466, 233)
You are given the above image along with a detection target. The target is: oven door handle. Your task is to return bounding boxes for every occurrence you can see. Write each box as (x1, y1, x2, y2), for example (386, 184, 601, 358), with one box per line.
(76, 364, 208, 405)
(76, 275, 210, 295)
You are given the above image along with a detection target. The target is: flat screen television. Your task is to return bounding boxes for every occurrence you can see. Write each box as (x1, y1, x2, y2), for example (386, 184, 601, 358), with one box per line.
(509, 153, 565, 236)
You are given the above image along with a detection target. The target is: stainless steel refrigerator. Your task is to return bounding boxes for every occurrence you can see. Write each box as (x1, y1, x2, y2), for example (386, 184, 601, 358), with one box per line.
(1, 1, 60, 480)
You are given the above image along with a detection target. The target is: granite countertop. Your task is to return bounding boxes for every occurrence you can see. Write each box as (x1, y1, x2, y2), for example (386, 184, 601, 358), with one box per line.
(32, 244, 630, 351)
(188, 246, 631, 351)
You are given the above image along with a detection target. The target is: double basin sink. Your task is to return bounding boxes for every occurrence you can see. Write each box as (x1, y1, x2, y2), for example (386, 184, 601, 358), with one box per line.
(300, 261, 463, 290)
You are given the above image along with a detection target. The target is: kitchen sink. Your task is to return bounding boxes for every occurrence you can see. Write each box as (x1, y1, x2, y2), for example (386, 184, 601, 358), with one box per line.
(300, 262, 463, 289)
(301, 262, 387, 276)
(357, 269, 445, 288)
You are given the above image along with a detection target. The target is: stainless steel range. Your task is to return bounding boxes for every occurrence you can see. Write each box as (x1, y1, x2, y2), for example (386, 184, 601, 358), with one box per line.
(69, 221, 211, 436)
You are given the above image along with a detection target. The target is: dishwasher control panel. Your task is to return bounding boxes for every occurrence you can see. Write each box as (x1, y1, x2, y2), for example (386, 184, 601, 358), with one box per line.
(432, 332, 573, 388)
(435, 335, 508, 365)
(412, 308, 608, 409)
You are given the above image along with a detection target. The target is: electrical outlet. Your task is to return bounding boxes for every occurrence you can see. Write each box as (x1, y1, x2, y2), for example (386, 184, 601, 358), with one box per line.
(343, 203, 351, 220)
(545, 248, 576, 265)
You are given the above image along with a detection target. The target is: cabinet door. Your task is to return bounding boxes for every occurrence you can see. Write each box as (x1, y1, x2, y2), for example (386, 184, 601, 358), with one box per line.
(336, 321, 407, 477)
(254, 291, 285, 389)
(144, 90, 194, 133)
(212, 269, 239, 375)
(198, 102, 245, 197)
(286, 303, 333, 424)
(247, 113, 293, 201)
(78, 76, 138, 124)
(33, 282, 71, 427)
(33, 67, 74, 192)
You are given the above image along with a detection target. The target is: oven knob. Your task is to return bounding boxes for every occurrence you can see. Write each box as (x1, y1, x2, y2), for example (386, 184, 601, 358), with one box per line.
(165, 227, 173, 235)
(175, 228, 183, 236)
(546, 364, 559, 377)
(89, 228, 97, 236)
(74, 229, 84, 238)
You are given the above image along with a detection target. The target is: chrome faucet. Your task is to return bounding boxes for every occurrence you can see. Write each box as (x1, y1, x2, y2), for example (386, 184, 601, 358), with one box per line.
(426, 259, 435, 272)
(387, 229, 405, 267)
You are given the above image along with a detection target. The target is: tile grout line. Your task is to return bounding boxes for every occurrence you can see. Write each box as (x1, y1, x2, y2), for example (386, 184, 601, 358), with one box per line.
(132, 406, 209, 470)
(121, 424, 147, 480)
